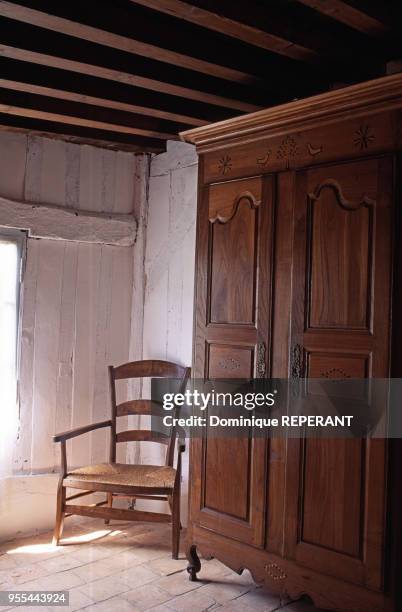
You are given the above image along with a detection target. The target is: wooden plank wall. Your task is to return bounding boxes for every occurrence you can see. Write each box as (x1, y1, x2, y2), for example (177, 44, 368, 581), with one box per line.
(0, 131, 135, 475)
(143, 140, 197, 373)
(140, 141, 197, 520)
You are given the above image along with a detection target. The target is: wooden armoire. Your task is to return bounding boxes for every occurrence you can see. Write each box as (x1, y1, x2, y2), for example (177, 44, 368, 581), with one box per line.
(180, 74, 402, 612)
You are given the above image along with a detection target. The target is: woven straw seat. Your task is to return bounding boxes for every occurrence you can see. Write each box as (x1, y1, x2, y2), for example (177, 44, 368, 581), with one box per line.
(53, 359, 190, 559)
(65, 462, 176, 490)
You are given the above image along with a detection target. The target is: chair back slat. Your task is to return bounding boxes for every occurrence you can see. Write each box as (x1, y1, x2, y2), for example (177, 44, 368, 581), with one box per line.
(116, 399, 163, 417)
(108, 360, 191, 467)
(116, 430, 169, 444)
(113, 360, 187, 381)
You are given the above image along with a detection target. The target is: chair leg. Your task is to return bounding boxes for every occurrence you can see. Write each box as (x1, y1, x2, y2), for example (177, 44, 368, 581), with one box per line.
(168, 494, 182, 530)
(128, 497, 136, 510)
(52, 482, 66, 546)
(171, 487, 180, 560)
(104, 493, 113, 525)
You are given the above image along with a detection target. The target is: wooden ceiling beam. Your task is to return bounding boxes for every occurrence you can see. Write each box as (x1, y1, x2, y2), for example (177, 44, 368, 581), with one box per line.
(296, 0, 388, 37)
(0, 44, 261, 113)
(0, 114, 166, 153)
(0, 1, 267, 87)
(128, 0, 319, 63)
(0, 78, 208, 128)
(0, 104, 177, 139)
(0, 10, 330, 103)
(0, 57, 231, 126)
(342, 0, 401, 29)
(0, 88, 193, 139)
(128, 0, 384, 81)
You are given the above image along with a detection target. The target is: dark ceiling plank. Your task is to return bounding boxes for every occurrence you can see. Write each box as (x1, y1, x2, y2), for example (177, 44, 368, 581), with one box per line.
(0, 114, 166, 152)
(128, 0, 384, 81)
(0, 3, 332, 99)
(0, 0, 266, 87)
(128, 0, 318, 63)
(0, 88, 193, 138)
(0, 16, 283, 112)
(0, 103, 177, 139)
(0, 57, 231, 126)
(296, 0, 388, 37)
(342, 0, 401, 27)
(0, 43, 260, 113)
(0, 78, 208, 128)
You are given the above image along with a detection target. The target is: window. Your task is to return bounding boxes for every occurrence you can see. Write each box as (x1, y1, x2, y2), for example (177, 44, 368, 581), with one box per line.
(0, 229, 25, 477)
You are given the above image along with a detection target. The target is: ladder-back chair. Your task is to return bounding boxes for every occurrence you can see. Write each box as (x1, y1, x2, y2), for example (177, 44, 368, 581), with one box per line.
(52, 359, 190, 559)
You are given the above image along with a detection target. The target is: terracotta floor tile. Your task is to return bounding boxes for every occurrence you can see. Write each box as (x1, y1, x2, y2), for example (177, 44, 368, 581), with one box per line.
(76, 574, 131, 602)
(233, 587, 281, 611)
(37, 553, 85, 574)
(81, 595, 139, 611)
(116, 564, 160, 588)
(147, 556, 187, 576)
(197, 578, 252, 604)
(1, 562, 49, 586)
(154, 571, 203, 597)
(61, 585, 95, 611)
(280, 599, 326, 612)
(1, 521, 323, 612)
(122, 584, 173, 611)
(7, 607, 52, 612)
(0, 555, 18, 571)
(36, 569, 85, 590)
(165, 589, 217, 611)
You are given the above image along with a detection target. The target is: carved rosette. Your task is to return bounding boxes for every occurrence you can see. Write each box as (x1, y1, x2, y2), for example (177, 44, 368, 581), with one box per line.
(321, 367, 351, 379)
(353, 124, 375, 150)
(218, 357, 240, 372)
(217, 154, 232, 175)
(265, 561, 287, 581)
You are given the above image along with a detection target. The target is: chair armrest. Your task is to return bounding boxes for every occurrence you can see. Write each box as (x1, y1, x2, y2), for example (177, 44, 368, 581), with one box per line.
(53, 420, 112, 443)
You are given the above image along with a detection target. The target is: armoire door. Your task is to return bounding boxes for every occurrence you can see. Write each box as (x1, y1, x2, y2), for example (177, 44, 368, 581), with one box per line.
(284, 157, 393, 589)
(190, 174, 274, 547)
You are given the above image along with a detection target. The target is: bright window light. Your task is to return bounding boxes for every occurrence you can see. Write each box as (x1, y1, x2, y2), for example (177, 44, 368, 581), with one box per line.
(0, 230, 24, 478)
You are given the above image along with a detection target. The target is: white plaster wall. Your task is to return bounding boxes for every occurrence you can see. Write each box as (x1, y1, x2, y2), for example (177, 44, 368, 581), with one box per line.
(0, 132, 136, 212)
(0, 132, 136, 542)
(137, 141, 198, 522)
(0, 135, 197, 540)
(143, 141, 197, 364)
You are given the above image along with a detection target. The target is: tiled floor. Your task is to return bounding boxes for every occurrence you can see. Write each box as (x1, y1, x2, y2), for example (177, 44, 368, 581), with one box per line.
(0, 518, 324, 611)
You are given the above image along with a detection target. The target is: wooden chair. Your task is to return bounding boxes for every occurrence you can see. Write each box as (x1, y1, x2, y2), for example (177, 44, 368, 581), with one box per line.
(52, 359, 190, 559)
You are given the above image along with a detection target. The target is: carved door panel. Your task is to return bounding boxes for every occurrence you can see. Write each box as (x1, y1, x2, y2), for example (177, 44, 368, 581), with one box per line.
(285, 158, 393, 589)
(191, 175, 274, 547)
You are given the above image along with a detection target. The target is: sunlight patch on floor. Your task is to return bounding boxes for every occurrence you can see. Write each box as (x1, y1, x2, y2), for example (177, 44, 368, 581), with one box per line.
(5, 528, 123, 555)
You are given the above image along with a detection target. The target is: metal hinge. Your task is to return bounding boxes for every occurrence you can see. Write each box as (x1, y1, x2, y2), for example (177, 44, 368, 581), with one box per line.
(291, 343, 304, 379)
